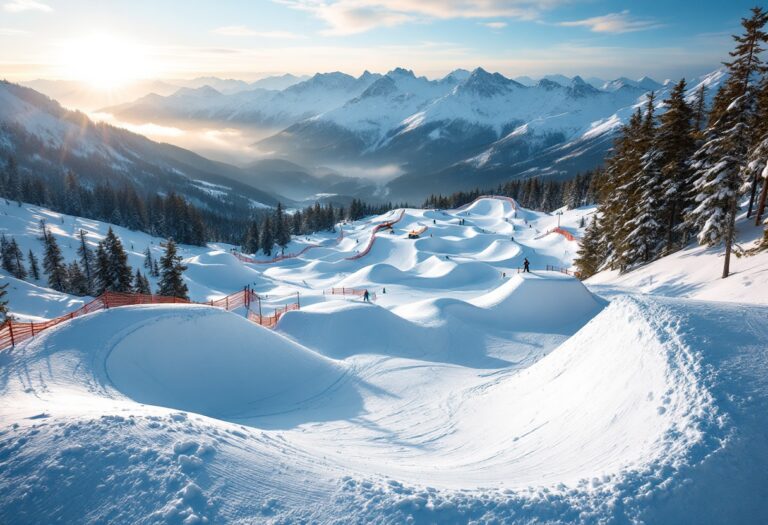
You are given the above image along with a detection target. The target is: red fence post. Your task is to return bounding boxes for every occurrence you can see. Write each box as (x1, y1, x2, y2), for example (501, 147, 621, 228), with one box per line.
(8, 322, 14, 347)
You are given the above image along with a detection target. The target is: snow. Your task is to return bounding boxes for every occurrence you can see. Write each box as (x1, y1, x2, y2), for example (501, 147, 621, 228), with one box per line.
(1, 197, 767, 523)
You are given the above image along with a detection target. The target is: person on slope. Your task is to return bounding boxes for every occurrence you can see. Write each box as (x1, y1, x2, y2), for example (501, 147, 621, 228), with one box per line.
(523, 258, 530, 273)
(363, 289, 371, 303)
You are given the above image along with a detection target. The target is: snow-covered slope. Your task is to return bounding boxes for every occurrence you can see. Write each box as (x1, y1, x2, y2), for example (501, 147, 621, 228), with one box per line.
(0, 81, 280, 210)
(1, 197, 766, 523)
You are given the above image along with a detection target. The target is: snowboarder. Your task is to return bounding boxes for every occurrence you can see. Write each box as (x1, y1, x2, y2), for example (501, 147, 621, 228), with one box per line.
(363, 290, 370, 302)
(433, 219, 436, 224)
(382, 288, 386, 294)
(523, 258, 530, 273)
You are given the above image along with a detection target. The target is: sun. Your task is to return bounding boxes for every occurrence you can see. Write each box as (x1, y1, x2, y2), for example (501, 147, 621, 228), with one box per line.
(59, 35, 151, 90)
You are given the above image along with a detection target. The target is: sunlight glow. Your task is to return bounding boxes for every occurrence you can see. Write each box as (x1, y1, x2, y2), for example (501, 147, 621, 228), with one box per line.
(59, 35, 152, 90)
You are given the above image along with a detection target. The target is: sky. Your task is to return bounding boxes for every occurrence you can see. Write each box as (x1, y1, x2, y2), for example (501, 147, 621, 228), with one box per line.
(0, 0, 759, 85)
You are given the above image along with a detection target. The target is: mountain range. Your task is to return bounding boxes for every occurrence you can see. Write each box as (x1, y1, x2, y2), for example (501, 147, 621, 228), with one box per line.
(4, 67, 728, 207)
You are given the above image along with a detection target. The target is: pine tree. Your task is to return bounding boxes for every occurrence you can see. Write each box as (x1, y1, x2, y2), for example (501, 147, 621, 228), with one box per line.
(687, 7, 768, 278)
(274, 202, 290, 249)
(42, 228, 67, 292)
(157, 238, 189, 300)
(656, 79, 696, 252)
(7, 238, 26, 279)
(622, 93, 662, 267)
(143, 246, 153, 270)
(67, 261, 90, 296)
(260, 216, 274, 256)
(574, 216, 604, 279)
(104, 227, 133, 292)
(94, 242, 111, 295)
(244, 221, 260, 254)
(133, 269, 152, 295)
(77, 230, 94, 294)
(0, 234, 11, 274)
(28, 250, 40, 280)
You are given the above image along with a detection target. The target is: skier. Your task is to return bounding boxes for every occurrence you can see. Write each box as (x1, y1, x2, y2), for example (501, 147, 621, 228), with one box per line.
(523, 258, 530, 273)
(363, 289, 370, 303)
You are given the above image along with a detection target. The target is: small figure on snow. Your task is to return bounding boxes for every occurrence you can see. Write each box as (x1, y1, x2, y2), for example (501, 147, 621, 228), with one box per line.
(523, 258, 530, 273)
(363, 289, 371, 303)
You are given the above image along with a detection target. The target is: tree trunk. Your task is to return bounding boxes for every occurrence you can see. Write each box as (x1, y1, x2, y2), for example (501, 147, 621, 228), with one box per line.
(747, 170, 759, 218)
(755, 175, 768, 226)
(722, 195, 738, 279)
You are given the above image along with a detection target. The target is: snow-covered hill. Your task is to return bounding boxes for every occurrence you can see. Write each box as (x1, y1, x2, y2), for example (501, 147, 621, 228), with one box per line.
(0, 80, 281, 211)
(1, 197, 766, 523)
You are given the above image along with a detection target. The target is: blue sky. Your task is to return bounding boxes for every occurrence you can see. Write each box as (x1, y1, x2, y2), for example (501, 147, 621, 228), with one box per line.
(0, 0, 758, 83)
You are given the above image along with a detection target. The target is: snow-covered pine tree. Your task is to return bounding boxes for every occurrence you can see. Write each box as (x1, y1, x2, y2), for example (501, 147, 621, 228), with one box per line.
(104, 227, 133, 293)
(600, 109, 645, 271)
(692, 83, 708, 134)
(42, 228, 67, 292)
(747, 78, 768, 225)
(8, 238, 27, 280)
(686, 7, 768, 278)
(0, 234, 11, 274)
(574, 216, 604, 279)
(67, 261, 90, 296)
(656, 79, 696, 252)
(133, 269, 152, 295)
(77, 230, 94, 294)
(157, 238, 189, 300)
(622, 92, 663, 267)
(94, 242, 111, 295)
(143, 246, 154, 272)
(260, 216, 274, 257)
(28, 250, 40, 280)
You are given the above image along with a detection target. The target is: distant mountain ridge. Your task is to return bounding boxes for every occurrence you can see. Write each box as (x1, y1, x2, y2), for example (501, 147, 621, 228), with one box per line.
(60, 67, 729, 202)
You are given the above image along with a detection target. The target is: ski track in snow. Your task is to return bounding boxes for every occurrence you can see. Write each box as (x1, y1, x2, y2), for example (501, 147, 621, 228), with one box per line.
(0, 197, 767, 524)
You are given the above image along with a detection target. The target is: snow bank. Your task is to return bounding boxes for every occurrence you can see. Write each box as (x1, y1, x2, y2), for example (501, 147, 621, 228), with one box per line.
(104, 307, 345, 419)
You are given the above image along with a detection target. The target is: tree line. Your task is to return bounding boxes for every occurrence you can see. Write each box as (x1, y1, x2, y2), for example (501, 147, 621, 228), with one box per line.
(576, 7, 768, 279)
(423, 171, 599, 213)
(0, 223, 190, 321)
(240, 198, 401, 256)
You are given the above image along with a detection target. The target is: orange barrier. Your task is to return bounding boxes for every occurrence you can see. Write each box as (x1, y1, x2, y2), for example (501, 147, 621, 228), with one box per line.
(535, 227, 578, 242)
(324, 287, 377, 302)
(233, 228, 344, 265)
(247, 302, 299, 329)
(346, 209, 406, 261)
(0, 288, 300, 351)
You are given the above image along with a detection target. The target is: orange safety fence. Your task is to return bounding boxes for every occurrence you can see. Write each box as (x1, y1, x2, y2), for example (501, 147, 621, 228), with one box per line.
(0, 288, 300, 351)
(246, 302, 300, 329)
(233, 228, 344, 265)
(324, 287, 377, 302)
(535, 227, 578, 242)
(346, 209, 406, 261)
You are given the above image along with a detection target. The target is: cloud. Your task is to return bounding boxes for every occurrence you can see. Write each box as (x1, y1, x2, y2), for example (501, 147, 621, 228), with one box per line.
(482, 21, 507, 30)
(212, 25, 305, 39)
(0, 27, 28, 35)
(559, 10, 662, 34)
(277, 0, 563, 35)
(3, 0, 52, 12)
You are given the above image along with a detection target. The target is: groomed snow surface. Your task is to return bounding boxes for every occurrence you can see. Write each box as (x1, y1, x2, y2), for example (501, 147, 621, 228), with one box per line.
(1, 198, 767, 524)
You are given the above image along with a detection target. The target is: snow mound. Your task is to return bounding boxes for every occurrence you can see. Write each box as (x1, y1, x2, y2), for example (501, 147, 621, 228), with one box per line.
(104, 307, 344, 418)
(184, 251, 270, 296)
(14, 305, 345, 419)
(395, 272, 604, 331)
